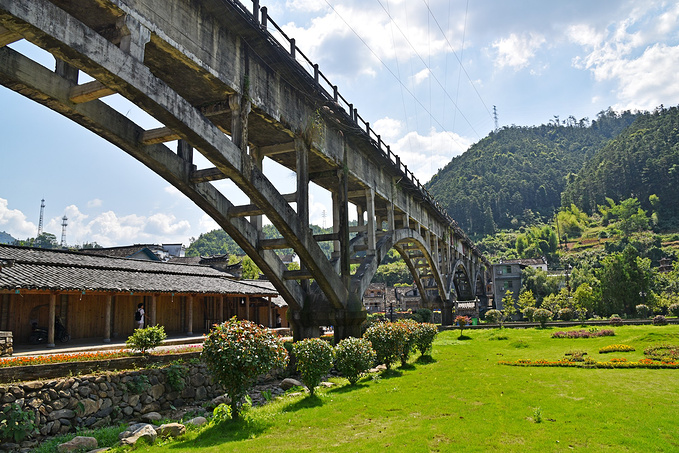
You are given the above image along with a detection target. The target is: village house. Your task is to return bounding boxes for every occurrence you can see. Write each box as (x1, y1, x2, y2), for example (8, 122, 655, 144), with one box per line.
(0, 244, 287, 347)
(491, 257, 548, 310)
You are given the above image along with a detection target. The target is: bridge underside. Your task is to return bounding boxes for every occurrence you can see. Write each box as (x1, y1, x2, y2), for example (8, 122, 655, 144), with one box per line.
(0, 0, 489, 339)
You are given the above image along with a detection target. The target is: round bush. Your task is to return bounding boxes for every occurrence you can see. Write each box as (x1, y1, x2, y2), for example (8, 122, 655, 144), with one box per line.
(363, 322, 406, 369)
(558, 308, 574, 322)
(609, 315, 624, 326)
(522, 306, 536, 322)
(201, 317, 288, 418)
(533, 309, 553, 328)
(395, 319, 420, 366)
(484, 309, 504, 325)
(413, 323, 439, 356)
(126, 325, 167, 354)
(334, 337, 376, 385)
(653, 315, 668, 326)
(292, 338, 334, 396)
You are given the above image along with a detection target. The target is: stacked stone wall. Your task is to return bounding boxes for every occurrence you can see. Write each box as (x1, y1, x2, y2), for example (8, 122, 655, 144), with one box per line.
(0, 360, 222, 443)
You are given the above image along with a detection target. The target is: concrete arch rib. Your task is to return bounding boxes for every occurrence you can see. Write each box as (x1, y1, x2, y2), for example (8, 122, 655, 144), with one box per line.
(450, 259, 474, 301)
(0, 45, 307, 311)
(350, 228, 447, 304)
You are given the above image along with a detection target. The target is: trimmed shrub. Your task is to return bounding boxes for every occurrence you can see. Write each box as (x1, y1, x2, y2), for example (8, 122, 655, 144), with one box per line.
(533, 309, 553, 328)
(126, 325, 167, 354)
(201, 317, 288, 419)
(552, 329, 615, 339)
(411, 308, 432, 323)
(363, 322, 406, 369)
(454, 315, 471, 338)
(522, 306, 536, 322)
(334, 337, 376, 384)
(599, 344, 635, 353)
(636, 304, 650, 318)
(413, 323, 439, 356)
(669, 304, 679, 317)
(484, 309, 504, 325)
(292, 338, 334, 396)
(609, 315, 624, 326)
(558, 308, 574, 322)
(653, 315, 668, 326)
(395, 319, 419, 366)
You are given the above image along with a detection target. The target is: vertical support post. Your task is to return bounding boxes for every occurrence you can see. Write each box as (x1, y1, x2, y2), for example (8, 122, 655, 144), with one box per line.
(332, 192, 340, 259)
(55, 59, 79, 84)
(104, 294, 112, 343)
(47, 292, 56, 348)
(268, 297, 273, 328)
(187, 295, 193, 335)
(261, 7, 268, 29)
(150, 294, 157, 326)
(387, 203, 395, 232)
(365, 188, 376, 255)
(290, 38, 296, 58)
(250, 146, 264, 237)
(246, 296, 251, 321)
(116, 14, 151, 61)
(295, 137, 310, 291)
(356, 205, 365, 227)
(253, 0, 260, 22)
(219, 296, 224, 323)
(177, 140, 193, 164)
(338, 139, 350, 285)
(313, 64, 319, 83)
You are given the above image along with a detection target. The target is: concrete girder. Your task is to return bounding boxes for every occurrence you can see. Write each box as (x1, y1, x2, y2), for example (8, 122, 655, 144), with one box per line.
(0, 0, 349, 309)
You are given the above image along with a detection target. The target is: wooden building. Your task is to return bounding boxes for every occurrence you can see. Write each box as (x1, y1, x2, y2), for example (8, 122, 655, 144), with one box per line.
(0, 245, 287, 347)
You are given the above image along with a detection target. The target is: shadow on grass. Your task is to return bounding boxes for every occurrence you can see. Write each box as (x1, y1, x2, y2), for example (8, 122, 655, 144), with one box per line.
(414, 355, 437, 365)
(168, 418, 269, 449)
(281, 394, 323, 413)
(457, 334, 473, 341)
(378, 368, 402, 379)
(328, 382, 370, 394)
(398, 363, 416, 371)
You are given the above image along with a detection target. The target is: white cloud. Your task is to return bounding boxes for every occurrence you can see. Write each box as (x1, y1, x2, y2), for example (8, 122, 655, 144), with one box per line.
(86, 198, 103, 208)
(411, 68, 430, 86)
(163, 186, 182, 197)
(285, 0, 328, 13)
(198, 214, 220, 233)
(492, 32, 546, 69)
(0, 198, 36, 238)
(373, 117, 404, 142)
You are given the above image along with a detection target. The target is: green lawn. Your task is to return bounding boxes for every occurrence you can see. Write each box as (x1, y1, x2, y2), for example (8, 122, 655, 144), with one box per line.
(134, 325, 679, 452)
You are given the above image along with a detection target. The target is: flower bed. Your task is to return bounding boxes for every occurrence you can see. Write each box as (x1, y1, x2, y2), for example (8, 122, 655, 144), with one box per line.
(645, 344, 679, 360)
(551, 329, 615, 339)
(599, 344, 635, 353)
(498, 358, 679, 369)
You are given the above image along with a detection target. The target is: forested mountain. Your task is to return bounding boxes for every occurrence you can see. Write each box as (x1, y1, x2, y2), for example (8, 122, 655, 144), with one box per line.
(0, 231, 14, 245)
(425, 109, 638, 235)
(562, 106, 679, 229)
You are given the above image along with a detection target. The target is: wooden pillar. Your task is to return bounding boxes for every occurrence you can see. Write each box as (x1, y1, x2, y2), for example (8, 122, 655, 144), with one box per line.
(219, 296, 224, 323)
(47, 292, 56, 348)
(268, 297, 273, 327)
(187, 295, 194, 335)
(246, 296, 250, 321)
(104, 294, 112, 343)
(150, 294, 157, 326)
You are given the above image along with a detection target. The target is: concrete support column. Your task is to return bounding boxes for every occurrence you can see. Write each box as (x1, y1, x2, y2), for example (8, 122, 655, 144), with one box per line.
(187, 295, 194, 335)
(230, 94, 251, 153)
(116, 14, 151, 61)
(332, 192, 340, 258)
(47, 292, 56, 348)
(177, 140, 193, 164)
(104, 294, 112, 343)
(150, 294, 157, 326)
(356, 205, 364, 227)
(387, 203, 395, 232)
(55, 59, 78, 84)
(295, 137, 310, 291)
(250, 146, 264, 237)
(365, 188, 376, 255)
(338, 144, 350, 285)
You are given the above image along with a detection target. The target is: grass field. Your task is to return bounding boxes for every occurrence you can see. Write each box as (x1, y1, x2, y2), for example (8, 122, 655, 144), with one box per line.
(128, 325, 679, 452)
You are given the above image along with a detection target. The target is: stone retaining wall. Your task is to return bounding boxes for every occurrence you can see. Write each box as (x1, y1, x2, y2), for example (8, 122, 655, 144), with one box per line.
(0, 360, 223, 443)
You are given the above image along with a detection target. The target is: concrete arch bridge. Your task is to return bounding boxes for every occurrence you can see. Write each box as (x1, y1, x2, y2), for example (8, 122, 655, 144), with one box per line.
(0, 0, 490, 340)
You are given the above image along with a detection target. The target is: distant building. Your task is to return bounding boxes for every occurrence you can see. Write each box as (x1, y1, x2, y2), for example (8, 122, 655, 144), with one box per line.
(362, 283, 386, 313)
(81, 243, 185, 262)
(492, 257, 547, 310)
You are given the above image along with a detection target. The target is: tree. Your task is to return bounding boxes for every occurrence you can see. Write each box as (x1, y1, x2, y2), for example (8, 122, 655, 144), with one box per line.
(334, 337, 376, 385)
(502, 290, 517, 320)
(517, 289, 536, 311)
(240, 256, 261, 280)
(201, 318, 288, 419)
(292, 338, 334, 396)
(598, 245, 653, 316)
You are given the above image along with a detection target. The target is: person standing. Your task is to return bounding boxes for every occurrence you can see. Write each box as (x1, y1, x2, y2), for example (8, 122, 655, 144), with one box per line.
(135, 303, 145, 330)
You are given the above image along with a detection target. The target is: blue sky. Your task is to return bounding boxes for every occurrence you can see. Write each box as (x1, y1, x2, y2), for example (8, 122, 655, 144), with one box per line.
(1, 0, 678, 247)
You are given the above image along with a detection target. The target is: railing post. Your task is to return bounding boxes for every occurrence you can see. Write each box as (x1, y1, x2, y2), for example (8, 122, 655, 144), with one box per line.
(261, 7, 268, 29)
(333, 85, 338, 102)
(253, 0, 260, 23)
(348, 103, 353, 120)
(290, 38, 296, 58)
(314, 64, 319, 83)
(366, 121, 370, 134)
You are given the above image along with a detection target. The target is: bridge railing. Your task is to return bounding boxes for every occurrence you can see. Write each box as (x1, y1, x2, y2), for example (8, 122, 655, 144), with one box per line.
(232, 0, 482, 261)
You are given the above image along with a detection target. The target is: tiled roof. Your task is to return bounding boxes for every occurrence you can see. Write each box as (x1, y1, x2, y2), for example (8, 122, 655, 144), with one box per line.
(0, 245, 278, 297)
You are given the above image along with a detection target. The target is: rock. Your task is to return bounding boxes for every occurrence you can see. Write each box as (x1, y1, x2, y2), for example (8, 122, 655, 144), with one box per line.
(128, 394, 140, 408)
(79, 398, 100, 416)
(320, 382, 335, 388)
(208, 394, 231, 409)
(49, 409, 75, 421)
(286, 392, 303, 398)
(142, 411, 163, 422)
(122, 406, 134, 416)
(186, 416, 207, 427)
(120, 424, 157, 446)
(141, 402, 160, 414)
(149, 384, 165, 400)
(156, 423, 186, 438)
(195, 386, 207, 401)
(280, 378, 303, 390)
(368, 364, 387, 373)
(57, 436, 97, 452)
(50, 420, 62, 435)
(22, 381, 42, 391)
(190, 373, 206, 387)
(78, 387, 91, 398)
(52, 398, 69, 411)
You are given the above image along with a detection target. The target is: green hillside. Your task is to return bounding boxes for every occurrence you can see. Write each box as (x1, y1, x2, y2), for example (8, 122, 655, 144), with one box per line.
(425, 109, 637, 235)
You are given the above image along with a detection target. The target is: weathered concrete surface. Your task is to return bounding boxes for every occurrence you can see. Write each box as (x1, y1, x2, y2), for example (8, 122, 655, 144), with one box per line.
(0, 0, 490, 335)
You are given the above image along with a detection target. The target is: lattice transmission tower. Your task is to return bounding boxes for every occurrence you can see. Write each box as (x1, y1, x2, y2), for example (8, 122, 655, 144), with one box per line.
(37, 198, 45, 236)
(60, 215, 68, 248)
